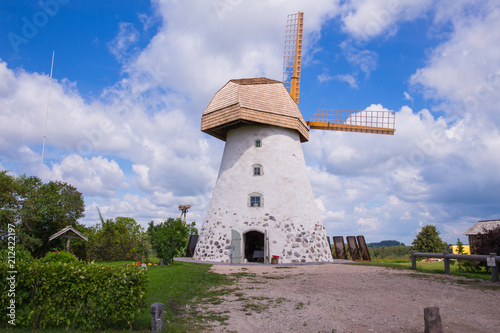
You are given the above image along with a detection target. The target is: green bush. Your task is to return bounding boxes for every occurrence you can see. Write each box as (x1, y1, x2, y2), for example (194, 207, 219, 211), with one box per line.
(0, 261, 148, 330)
(38, 250, 79, 263)
(0, 246, 34, 263)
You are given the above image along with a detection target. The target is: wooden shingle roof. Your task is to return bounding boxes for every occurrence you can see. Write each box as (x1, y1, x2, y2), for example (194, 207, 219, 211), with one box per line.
(463, 219, 500, 235)
(201, 77, 309, 142)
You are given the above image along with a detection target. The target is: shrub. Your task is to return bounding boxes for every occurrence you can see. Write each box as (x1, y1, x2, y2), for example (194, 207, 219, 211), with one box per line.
(0, 246, 33, 263)
(0, 261, 148, 330)
(38, 250, 79, 263)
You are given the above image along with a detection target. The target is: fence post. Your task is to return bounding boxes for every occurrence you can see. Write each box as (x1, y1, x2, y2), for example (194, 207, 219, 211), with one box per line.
(411, 250, 416, 270)
(490, 253, 499, 282)
(443, 251, 450, 275)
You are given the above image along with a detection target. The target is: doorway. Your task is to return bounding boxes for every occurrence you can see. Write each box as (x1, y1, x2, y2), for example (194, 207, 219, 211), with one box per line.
(244, 231, 265, 262)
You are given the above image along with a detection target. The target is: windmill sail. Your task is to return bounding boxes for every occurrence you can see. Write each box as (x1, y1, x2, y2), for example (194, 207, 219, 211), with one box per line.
(307, 109, 395, 135)
(282, 12, 303, 104)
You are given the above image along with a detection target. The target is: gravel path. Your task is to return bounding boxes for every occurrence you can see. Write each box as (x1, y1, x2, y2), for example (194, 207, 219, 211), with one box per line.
(192, 263, 500, 332)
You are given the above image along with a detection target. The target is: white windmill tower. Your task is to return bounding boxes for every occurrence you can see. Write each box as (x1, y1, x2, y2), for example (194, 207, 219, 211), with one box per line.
(193, 13, 395, 264)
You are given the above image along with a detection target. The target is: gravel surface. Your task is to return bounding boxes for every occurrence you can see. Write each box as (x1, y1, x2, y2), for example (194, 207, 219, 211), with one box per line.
(191, 263, 500, 332)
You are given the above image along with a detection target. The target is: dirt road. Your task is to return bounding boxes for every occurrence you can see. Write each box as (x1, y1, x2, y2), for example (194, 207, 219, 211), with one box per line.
(193, 263, 500, 332)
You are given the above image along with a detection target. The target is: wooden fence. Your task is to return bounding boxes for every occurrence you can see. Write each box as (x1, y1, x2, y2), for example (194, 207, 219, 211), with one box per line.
(411, 251, 499, 282)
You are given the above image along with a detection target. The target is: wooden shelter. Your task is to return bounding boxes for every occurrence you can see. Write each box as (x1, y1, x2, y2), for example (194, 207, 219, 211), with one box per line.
(463, 219, 500, 254)
(49, 226, 88, 252)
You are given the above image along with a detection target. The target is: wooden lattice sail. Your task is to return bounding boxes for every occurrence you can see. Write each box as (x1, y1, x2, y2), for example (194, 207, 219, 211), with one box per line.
(282, 12, 303, 104)
(307, 109, 396, 135)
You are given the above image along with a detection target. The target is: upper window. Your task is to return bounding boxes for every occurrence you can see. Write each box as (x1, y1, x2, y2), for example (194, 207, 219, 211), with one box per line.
(249, 193, 263, 207)
(255, 139, 261, 148)
(253, 164, 262, 176)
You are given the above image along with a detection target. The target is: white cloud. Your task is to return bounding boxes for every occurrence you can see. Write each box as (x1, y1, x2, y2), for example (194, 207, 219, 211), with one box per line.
(410, 1, 500, 123)
(339, 41, 378, 76)
(47, 155, 125, 197)
(108, 22, 140, 63)
(341, 0, 433, 40)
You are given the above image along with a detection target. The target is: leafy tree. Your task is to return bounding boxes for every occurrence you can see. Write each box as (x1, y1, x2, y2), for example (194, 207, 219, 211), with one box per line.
(0, 171, 19, 243)
(455, 238, 465, 271)
(147, 218, 197, 264)
(0, 172, 85, 257)
(86, 216, 144, 261)
(411, 225, 446, 253)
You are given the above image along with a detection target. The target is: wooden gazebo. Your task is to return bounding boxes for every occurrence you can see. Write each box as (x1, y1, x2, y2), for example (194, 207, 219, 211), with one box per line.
(49, 226, 88, 252)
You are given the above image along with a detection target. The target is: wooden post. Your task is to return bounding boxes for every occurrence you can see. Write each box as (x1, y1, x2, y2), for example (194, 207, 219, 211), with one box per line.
(490, 253, 499, 282)
(66, 236, 70, 252)
(443, 251, 450, 275)
(424, 307, 444, 333)
(411, 250, 416, 270)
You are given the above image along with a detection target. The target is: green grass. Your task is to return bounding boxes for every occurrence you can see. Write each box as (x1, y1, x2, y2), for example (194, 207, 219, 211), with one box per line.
(135, 261, 233, 332)
(355, 260, 494, 281)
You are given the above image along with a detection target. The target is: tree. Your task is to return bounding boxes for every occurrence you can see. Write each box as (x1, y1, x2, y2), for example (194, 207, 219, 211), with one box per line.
(147, 218, 197, 264)
(411, 225, 446, 253)
(0, 172, 85, 257)
(86, 215, 145, 261)
(455, 238, 465, 271)
(0, 171, 20, 248)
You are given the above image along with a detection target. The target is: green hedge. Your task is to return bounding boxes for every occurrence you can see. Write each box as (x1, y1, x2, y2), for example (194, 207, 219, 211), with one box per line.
(1, 261, 148, 330)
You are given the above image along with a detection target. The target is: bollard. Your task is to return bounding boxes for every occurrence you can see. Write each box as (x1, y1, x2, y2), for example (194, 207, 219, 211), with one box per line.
(411, 250, 416, 270)
(150, 302, 164, 333)
(424, 307, 444, 333)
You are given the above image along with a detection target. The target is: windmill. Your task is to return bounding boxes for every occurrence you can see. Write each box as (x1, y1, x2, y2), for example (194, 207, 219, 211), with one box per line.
(192, 12, 394, 264)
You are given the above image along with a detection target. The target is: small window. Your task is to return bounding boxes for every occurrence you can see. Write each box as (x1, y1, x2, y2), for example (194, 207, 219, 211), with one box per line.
(255, 139, 261, 148)
(249, 193, 263, 207)
(253, 164, 262, 176)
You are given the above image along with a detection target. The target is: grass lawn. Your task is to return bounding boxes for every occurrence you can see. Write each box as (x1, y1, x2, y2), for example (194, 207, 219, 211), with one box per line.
(1, 260, 233, 333)
(134, 260, 233, 332)
(355, 259, 493, 281)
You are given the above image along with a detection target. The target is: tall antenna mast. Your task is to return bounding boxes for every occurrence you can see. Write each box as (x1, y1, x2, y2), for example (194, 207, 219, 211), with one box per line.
(40, 51, 55, 179)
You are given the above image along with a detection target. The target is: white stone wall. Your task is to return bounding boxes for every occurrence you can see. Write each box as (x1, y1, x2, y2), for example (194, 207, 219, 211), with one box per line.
(193, 125, 332, 263)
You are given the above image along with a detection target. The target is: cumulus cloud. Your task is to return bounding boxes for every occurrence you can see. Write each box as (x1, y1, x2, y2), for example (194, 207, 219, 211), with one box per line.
(340, 0, 433, 40)
(410, 7, 500, 127)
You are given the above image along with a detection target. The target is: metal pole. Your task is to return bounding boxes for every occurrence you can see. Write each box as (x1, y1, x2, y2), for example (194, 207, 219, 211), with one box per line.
(411, 250, 416, 270)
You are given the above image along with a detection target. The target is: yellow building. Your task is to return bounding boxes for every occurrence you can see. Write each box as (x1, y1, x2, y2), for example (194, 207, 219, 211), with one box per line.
(449, 245, 470, 255)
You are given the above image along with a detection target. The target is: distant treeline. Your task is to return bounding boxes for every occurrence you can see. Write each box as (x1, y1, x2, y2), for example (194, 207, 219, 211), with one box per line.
(368, 245, 412, 260)
(367, 240, 406, 248)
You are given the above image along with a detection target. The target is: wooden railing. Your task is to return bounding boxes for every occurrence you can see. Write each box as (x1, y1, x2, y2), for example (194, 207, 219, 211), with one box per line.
(411, 250, 499, 282)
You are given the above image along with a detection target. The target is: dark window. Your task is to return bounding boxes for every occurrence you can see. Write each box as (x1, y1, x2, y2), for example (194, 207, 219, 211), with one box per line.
(253, 164, 262, 176)
(249, 193, 262, 207)
(255, 139, 261, 148)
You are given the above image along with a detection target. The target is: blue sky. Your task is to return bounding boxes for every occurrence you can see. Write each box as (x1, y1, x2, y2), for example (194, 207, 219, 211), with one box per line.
(1, 0, 500, 246)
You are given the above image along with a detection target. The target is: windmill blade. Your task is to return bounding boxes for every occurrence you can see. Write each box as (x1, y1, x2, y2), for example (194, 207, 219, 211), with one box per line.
(307, 109, 396, 135)
(282, 12, 303, 104)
